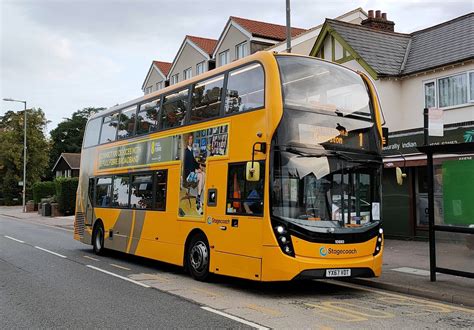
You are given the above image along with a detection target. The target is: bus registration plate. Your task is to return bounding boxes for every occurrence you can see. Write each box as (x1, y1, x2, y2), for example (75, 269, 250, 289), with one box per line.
(326, 269, 351, 277)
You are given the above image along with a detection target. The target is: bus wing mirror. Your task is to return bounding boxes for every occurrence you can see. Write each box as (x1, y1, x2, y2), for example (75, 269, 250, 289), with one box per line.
(396, 167, 407, 185)
(246, 162, 260, 181)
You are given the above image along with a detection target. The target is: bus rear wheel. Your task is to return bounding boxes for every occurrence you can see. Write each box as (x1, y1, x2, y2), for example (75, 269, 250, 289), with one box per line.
(187, 233, 210, 281)
(92, 223, 105, 255)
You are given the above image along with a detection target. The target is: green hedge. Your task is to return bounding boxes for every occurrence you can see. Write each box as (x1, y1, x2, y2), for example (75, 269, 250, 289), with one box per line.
(32, 181, 56, 204)
(55, 177, 79, 215)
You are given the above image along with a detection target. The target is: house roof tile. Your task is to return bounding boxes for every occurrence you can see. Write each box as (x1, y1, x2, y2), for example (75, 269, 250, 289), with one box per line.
(325, 12, 474, 77)
(231, 16, 307, 41)
(187, 35, 218, 55)
(153, 61, 172, 77)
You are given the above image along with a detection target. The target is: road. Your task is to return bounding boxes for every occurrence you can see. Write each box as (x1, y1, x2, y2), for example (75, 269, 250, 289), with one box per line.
(1, 214, 473, 329)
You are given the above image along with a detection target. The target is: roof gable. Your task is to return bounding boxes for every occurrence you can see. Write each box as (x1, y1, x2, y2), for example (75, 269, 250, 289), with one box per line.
(141, 60, 171, 90)
(168, 35, 217, 77)
(311, 13, 474, 78)
(52, 153, 81, 172)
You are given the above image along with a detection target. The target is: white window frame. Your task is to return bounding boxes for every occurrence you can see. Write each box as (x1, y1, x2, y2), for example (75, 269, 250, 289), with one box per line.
(156, 81, 163, 91)
(171, 73, 179, 85)
(196, 61, 205, 75)
(145, 86, 153, 94)
(183, 67, 192, 80)
(423, 70, 474, 110)
(423, 79, 436, 109)
(219, 50, 230, 66)
(235, 42, 248, 60)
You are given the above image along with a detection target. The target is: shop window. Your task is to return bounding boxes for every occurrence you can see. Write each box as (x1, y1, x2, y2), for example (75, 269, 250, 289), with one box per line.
(226, 161, 265, 216)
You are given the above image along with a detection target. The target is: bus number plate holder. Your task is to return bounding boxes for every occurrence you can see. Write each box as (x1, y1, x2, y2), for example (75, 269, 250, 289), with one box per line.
(326, 269, 351, 277)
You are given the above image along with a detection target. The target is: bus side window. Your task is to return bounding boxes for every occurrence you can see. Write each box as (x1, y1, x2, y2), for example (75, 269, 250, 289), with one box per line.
(99, 113, 119, 144)
(117, 105, 137, 140)
(88, 178, 95, 204)
(190, 75, 224, 122)
(136, 99, 160, 135)
(162, 89, 189, 129)
(95, 177, 112, 207)
(226, 162, 265, 216)
(155, 170, 168, 211)
(83, 118, 102, 148)
(225, 63, 264, 114)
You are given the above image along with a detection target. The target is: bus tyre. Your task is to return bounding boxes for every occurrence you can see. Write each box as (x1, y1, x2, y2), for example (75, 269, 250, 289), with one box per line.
(187, 233, 210, 281)
(92, 223, 105, 255)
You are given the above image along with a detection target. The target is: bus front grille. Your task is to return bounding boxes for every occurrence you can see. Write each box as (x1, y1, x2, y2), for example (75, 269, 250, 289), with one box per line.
(74, 212, 85, 237)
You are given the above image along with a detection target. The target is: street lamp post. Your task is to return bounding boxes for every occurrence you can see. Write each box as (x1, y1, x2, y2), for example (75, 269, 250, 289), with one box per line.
(3, 98, 27, 212)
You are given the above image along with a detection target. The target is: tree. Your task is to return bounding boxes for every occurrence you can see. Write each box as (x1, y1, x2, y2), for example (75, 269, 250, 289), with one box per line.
(0, 108, 50, 205)
(47, 107, 104, 180)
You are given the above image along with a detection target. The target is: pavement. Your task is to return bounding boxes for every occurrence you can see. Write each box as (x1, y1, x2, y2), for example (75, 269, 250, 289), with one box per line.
(1, 205, 473, 308)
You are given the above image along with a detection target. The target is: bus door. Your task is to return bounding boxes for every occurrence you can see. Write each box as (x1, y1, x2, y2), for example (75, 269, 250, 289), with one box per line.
(205, 161, 264, 278)
(85, 177, 95, 225)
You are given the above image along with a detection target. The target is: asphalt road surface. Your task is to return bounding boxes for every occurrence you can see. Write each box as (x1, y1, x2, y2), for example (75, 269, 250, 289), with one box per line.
(1, 215, 473, 329)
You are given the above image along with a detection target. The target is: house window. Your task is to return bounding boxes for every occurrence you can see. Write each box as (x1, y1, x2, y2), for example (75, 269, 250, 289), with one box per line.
(196, 62, 205, 75)
(156, 81, 163, 91)
(183, 67, 192, 80)
(424, 81, 436, 109)
(424, 71, 473, 109)
(219, 50, 230, 66)
(145, 86, 153, 94)
(235, 42, 248, 60)
(171, 74, 179, 85)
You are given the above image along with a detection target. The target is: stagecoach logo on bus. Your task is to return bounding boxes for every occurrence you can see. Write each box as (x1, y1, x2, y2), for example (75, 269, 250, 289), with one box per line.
(206, 216, 230, 225)
(319, 246, 357, 257)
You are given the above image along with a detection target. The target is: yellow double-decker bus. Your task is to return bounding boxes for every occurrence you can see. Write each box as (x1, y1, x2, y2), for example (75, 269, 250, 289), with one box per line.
(74, 51, 385, 281)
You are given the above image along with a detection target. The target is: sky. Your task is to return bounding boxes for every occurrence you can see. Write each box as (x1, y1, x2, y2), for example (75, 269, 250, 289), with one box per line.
(1, 0, 472, 134)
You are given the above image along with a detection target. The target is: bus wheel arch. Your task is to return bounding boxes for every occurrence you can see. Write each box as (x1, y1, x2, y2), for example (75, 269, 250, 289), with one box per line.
(184, 229, 211, 281)
(92, 219, 105, 255)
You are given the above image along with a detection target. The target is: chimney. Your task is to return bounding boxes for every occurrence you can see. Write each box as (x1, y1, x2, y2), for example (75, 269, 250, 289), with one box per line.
(361, 9, 395, 32)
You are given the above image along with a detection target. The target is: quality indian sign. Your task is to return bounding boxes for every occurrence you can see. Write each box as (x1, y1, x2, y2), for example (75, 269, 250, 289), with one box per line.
(97, 135, 179, 171)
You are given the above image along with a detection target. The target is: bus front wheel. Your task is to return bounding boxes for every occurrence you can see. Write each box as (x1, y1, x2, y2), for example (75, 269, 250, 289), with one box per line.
(187, 233, 210, 281)
(92, 222, 105, 255)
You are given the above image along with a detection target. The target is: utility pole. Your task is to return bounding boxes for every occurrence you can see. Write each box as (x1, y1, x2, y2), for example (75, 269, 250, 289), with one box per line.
(286, 0, 291, 53)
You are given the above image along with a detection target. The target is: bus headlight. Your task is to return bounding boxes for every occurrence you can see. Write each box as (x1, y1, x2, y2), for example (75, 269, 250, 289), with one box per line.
(373, 227, 383, 256)
(273, 225, 295, 257)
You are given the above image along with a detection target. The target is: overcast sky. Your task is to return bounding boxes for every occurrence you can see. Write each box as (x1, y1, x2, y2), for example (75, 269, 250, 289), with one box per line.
(1, 0, 472, 133)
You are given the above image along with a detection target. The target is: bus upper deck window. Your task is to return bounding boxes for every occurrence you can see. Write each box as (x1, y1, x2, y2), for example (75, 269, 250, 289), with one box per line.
(162, 89, 189, 129)
(191, 75, 224, 122)
(225, 63, 264, 114)
(137, 99, 160, 135)
(99, 113, 119, 144)
(83, 117, 102, 148)
(117, 106, 137, 140)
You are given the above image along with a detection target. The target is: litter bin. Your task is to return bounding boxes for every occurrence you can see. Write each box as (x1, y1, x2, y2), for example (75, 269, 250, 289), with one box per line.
(42, 203, 52, 217)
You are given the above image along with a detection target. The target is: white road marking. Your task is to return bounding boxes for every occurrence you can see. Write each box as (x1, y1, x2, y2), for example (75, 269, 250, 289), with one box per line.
(34, 246, 67, 258)
(110, 263, 131, 271)
(83, 255, 100, 261)
(4, 235, 25, 243)
(86, 265, 150, 288)
(201, 306, 269, 330)
(391, 267, 430, 276)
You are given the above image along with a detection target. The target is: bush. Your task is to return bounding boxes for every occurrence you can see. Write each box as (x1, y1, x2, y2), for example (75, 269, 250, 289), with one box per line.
(55, 177, 79, 215)
(32, 181, 56, 204)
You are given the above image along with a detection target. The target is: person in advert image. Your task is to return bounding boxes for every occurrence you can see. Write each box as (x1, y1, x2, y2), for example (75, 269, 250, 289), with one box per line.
(183, 133, 206, 214)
